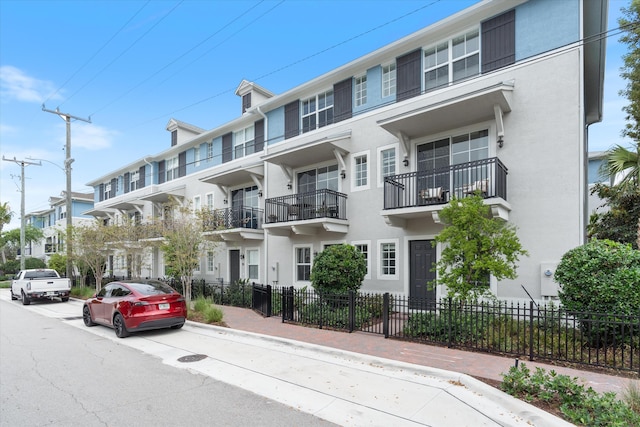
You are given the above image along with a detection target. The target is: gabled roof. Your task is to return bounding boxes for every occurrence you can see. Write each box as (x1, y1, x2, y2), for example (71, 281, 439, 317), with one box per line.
(234, 79, 275, 98)
(165, 118, 206, 134)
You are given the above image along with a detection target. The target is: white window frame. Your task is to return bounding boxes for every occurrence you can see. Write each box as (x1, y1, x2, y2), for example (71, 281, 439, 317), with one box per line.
(382, 62, 396, 98)
(355, 74, 367, 107)
(351, 150, 370, 191)
(377, 143, 398, 187)
(129, 170, 140, 192)
(207, 141, 214, 161)
(352, 240, 371, 280)
(423, 27, 479, 91)
(194, 144, 201, 167)
(166, 156, 179, 182)
(207, 251, 215, 273)
(246, 248, 259, 282)
(205, 193, 214, 210)
(234, 125, 255, 159)
(293, 244, 313, 283)
(377, 239, 399, 280)
(193, 195, 201, 214)
(302, 89, 334, 134)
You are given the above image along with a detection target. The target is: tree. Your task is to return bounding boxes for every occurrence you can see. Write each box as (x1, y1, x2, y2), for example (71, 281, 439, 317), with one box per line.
(1, 225, 44, 256)
(588, 183, 640, 249)
(0, 202, 13, 263)
(310, 244, 367, 294)
(619, 0, 640, 144)
(73, 220, 115, 292)
(159, 201, 220, 304)
(433, 195, 528, 301)
(47, 253, 67, 276)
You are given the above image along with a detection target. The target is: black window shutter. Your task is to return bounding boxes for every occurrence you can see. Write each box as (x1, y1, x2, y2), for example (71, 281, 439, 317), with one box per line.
(396, 49, 422, 102)
(242, 93, 251, 113)
(333, 78, 352, 123)
(124, 172, 130, 193)
(481, 10, 516, 73)
(171, 130, 177, 147)
(254, 119, 265, 151)
(158, 160, 166, 184)
(222, 133, 233, 163)
(138, 165, 146, 188)
(110, 178, 117, 199)
(284, 100, 300, 139)
(99, 184, 104, 202)
(178, 151, 186, 177)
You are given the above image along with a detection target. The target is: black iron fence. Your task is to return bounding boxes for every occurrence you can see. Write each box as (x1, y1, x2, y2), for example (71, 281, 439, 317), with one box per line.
(256, 286, 640, 373)
(384, 157, 508, 209)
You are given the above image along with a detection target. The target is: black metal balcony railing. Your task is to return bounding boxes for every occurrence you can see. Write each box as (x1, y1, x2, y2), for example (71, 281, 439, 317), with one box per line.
(202, 207, 264, 232)
(384, 157, 507, 210)
(265, 189, 347, 224)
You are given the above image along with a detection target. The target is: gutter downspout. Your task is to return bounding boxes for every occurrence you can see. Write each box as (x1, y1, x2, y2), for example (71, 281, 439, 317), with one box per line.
(255, 106, 269, 284)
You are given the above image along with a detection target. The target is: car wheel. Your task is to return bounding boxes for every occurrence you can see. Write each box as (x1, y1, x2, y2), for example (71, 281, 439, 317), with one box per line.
(10, 289, 17, 300)
(61, 297, 69, 302)
(171, 323, 184, 330)
(83, 306, 96, 327)
(21, 291, 31, 306)
(113, 313, 129, 338)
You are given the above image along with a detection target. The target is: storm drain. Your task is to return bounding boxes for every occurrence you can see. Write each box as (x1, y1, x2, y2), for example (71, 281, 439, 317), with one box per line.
(178, 354, 208, 363)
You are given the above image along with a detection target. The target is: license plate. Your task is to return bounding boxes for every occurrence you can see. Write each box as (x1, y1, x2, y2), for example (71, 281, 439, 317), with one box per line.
(158, 303, 170, 310)
(46, 292, 55, 296)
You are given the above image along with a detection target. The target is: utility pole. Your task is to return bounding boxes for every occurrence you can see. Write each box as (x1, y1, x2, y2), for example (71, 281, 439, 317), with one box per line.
(2, 156, 41, 270)
(42, 105, 91, 280)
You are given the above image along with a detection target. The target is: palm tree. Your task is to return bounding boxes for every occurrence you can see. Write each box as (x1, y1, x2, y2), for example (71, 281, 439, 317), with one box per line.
(0, 202, 14, 263)
(601, 143, 640, 193)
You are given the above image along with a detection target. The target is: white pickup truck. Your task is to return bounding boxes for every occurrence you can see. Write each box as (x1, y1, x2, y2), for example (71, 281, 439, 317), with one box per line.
(10, 269, 71, 305)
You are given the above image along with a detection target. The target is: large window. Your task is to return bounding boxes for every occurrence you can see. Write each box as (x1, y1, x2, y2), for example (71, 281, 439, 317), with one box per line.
(302, 90, 334, 134)
(382, 63, 396, 97)
(353, 241, 371, 280)
(207, 251, 215, 273)
(353, 153, 368, 189)
(234, 125, 255, 159)
(297, 164, 339, 193)
(166, 156, 179, 182)
(424, 29, 479, 91)
(247, 249, 259, 280)
(207, 141, 213, 161)
(380, 241, 397, 277)
(378, 144, 397, 186)
(129, 170, 140, 192)
(355, 75, 367, 107)
(194, 144, 201, 167)
(295, 246, 312, 281)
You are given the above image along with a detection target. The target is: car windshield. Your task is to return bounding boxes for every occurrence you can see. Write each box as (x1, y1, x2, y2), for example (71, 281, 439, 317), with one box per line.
(126, 282, 176, 296)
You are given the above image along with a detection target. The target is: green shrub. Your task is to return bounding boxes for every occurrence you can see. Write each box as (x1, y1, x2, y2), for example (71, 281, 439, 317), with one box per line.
(501, 363, 640, 426)
(24, 257, 47, 269)
(193, 296, 210, 312)
(47, 253, 67, 276)
(310, 244, 366, 294)
(555, 240, 640, 346)
(203, 305, 223, 323)
(70, 286, 96, 299)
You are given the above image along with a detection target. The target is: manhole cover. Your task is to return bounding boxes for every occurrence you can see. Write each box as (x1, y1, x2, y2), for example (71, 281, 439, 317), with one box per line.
(178, 354, 207, 363)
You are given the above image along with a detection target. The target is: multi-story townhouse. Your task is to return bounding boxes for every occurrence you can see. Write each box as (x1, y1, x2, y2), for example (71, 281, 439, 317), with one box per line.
(85, 0, 607, 304)
(25, 192, 94, 264)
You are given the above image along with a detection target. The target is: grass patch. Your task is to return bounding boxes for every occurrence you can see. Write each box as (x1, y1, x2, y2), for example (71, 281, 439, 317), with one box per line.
(70, 286, 96, 299)
(189, 297, 226, 326)
(0, 281, 10, 288)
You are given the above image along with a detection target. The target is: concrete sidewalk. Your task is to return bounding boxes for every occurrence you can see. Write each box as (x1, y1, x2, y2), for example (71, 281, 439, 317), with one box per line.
(218, 305, 638, 397)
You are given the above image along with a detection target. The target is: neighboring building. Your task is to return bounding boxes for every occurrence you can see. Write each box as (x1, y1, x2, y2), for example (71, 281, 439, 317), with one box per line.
(587, 151, 613, 216)
(84, 0, 607, 304)
(25, 192, 94, 263)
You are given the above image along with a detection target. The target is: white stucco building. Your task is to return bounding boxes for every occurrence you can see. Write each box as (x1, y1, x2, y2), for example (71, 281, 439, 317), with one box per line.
(84, 0, 607, 304)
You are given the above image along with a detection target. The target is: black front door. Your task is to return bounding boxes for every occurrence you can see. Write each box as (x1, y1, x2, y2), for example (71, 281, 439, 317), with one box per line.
(229, 250, 240, 285)
(409, 240, 436, 308)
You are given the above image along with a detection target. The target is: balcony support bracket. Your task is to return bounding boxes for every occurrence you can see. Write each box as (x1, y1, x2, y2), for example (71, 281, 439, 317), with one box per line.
(396, 131, 410, 164)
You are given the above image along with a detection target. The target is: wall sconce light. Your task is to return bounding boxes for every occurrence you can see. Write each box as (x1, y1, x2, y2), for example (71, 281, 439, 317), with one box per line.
(223, 199, 228, 204)
(313, 251, 318, 257)
(403, 159, 409, 167)
(497, 136, 504, 148)
(240, 254, 245, 260)
(258, 190, 263, 197)
(544, 269, 553, 277)
(340, 171, 346, 179)
(287, 183, 292, 190)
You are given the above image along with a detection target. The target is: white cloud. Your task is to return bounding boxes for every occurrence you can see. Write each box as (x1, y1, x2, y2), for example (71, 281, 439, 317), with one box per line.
(0, 65, 62, 103)
(61, 122, 117, 150)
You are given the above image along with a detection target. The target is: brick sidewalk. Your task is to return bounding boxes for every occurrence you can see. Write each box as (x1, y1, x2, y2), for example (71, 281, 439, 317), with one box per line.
(219, 305, 638, 396)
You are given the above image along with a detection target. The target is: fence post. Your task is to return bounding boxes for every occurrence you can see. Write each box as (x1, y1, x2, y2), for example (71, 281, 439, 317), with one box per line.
(383, 293, 389, 338)
(447, 298, 453, 348)
(266, 284, 272, 317)
(529, 301, 534, 362)
(348, 291, 355, 333)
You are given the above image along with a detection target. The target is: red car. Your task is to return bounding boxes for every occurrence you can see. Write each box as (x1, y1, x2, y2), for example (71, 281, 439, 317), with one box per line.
(82, 280, 187, 338)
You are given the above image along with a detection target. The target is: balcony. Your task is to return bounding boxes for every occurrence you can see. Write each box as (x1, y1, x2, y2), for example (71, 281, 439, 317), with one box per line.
(202, 207, 264, 241)
(263, 189, 348, 236)
(382, 157, 511, 227)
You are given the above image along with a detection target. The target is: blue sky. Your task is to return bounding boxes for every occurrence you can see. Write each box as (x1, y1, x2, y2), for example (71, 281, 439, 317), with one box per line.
(0, 0, 632, 231)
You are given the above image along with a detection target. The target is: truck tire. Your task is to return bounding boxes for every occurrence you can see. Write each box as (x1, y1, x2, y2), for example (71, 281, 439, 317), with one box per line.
(21, 291, 31, 306)
(61, 297, 69, 302)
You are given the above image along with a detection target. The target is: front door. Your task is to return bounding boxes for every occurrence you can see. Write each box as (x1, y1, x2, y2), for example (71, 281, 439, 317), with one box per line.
(229, 250, 240, 285)
(409, 240, 436, 308)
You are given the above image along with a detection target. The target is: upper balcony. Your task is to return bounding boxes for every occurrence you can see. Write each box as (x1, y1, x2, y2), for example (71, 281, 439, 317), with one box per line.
(201, 207, 264, 241)
(263, 189, 348, 236)
(382, 157, 511, 227)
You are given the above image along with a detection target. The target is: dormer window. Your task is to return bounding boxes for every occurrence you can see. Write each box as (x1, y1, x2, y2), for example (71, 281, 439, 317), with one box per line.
(171, 129, 177, 147)
(242, 93, 251, 113)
